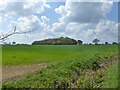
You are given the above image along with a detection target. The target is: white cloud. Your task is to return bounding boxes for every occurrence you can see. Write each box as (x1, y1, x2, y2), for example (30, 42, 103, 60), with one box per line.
(9, 15, 42, 33)
(4, 28, 57, 44)
(0, 16, 2, 27)
(63, 20, 118, 43)
(55, 1, 113, 24)
(0, 0, 53, 44)
(94, 20, 118, 42)
(64, 23, 93, 41)
(0, 16, 2, 22)
(55, 5, 67, 16)
(52, 22, 66, 32)
(53, 1, 117, 43)
(41, 16, 49, 24)
(3, 14, 57, 44)
(0, 15, 2, 34)
(0, 1, 118, 44)
(0, 0, 51, 17)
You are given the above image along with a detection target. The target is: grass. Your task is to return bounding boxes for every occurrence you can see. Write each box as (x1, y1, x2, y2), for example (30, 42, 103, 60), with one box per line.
(2, 52, 118, 88)
(2, 45, 118, 66)
(2, 45, 118, 88)
(101, 61, 118, 88)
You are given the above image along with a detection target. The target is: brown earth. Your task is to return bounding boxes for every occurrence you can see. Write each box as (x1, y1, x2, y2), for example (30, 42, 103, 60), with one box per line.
(2, 63, 54, 82)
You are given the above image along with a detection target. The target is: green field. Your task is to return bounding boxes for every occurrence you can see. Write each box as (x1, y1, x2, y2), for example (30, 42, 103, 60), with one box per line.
(2, 45, 118, 66)
(2, 45, 118, 88)
(102, 61, 118, 88)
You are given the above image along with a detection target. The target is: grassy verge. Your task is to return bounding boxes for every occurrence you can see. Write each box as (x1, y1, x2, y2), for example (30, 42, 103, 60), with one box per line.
(2, 52, 117, 88)
(101, 61, 118, 88)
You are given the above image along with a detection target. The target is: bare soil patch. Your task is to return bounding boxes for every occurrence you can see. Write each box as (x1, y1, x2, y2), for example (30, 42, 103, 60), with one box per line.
(2, 63, 54, 82)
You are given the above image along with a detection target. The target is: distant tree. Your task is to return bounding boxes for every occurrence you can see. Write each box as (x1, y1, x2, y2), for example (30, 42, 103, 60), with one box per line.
(60, 37, 64, 39)
(105, 42, 108, 44)
(12, 41, 16, 45)
(89, 43, 92, 45)
(92, 39, 100, 45)
(112, 42, 118, 45)
(77, 40, 83, 45)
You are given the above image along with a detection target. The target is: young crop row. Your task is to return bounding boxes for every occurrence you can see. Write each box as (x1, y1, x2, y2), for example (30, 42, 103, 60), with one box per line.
(2, 51, 118, 88)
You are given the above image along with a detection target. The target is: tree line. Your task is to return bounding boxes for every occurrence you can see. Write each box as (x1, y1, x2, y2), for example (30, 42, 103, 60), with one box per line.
(1, 26, 118, 45)
(32, 37, 80, 45)
(32, 37, 118, 45)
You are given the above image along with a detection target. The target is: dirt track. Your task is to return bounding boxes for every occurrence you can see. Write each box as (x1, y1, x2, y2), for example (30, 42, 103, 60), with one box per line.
(2, 63, 51, 82)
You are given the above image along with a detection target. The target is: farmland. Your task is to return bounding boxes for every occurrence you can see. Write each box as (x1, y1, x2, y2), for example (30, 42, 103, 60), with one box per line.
(2, 45, 118, 66)
(2, 45, 118, 88)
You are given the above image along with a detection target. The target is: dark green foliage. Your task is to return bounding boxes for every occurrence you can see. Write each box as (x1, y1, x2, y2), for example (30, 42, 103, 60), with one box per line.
(77, 40, 83, 45)
(12, 42, 16, 45)
(105, 42, 109, 44)
(92, 39, 100, 45)
(112, 42, 118, 45)
(32, 37, 78, 45)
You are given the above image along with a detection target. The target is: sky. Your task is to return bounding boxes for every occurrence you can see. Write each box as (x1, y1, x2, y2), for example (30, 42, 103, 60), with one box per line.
(0, 0, 119, 44)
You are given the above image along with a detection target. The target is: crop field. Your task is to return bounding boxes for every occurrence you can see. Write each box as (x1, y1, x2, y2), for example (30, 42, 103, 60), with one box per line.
(2, 45, 118, 88)
(2, 45, 118, 66)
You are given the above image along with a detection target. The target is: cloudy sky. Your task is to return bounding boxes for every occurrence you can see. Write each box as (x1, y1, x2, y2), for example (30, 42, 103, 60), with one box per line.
(0, 0, 119, 44)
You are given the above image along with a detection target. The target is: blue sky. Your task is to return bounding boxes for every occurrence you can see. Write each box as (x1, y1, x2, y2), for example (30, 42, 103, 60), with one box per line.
(37, 2, 118, 28)
(0, 1, 118, 44)
(35, 2, 65, 27)
(107, 2, 118, 23)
